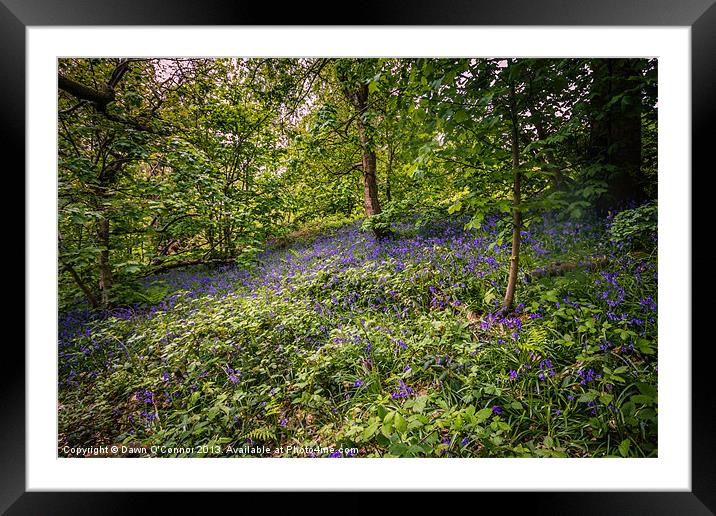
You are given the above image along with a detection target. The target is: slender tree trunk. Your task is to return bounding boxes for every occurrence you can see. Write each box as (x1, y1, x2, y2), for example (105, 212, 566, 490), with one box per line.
(223, 218, 232, 258)
(97, 217, 112, 306)
(386, 143, 393, 204)
(504, 83, 522, 310)
(59, 231, 99, 309)
(353, 84, 382, 219)
(64, 262, 100, 309)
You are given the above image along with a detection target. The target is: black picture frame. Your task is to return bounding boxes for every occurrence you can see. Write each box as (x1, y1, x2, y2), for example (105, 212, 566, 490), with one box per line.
(6, 1, 713, 513)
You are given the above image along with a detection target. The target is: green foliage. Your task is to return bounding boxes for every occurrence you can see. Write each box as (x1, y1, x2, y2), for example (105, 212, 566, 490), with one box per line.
(57, 57, 658, 459)
(59, 214, 657, 458)
(58, 57, 657, 309)
(109, 280, 170, 306)
(608, 202, 657, 250)
(360, 200, 409, 235)
(234, 243, 263, 269)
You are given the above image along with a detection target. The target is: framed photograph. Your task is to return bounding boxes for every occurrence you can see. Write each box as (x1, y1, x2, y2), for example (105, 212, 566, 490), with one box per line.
(7, 0, 712, 512)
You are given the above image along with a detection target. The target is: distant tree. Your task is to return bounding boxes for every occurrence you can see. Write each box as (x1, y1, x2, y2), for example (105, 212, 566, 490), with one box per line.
(58, 58, 161, 306)
(335, 59, 388, 238)
(589, 59, 649, 212)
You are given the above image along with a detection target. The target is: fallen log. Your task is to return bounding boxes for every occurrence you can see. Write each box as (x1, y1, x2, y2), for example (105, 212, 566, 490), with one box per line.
(525, 255, 608, 282)
(148, 258, 237, 275)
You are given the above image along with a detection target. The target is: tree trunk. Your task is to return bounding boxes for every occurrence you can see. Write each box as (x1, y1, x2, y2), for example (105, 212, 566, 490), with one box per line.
(386, 143, 393, 203)
(59, 230, 100, 309)
(353, 83, 382, 219)
(97, 217, 112, 306)
(590, 59, 644, 213)
(504, 83, 522, 310)
(63, 262, 100, 309)
(361, 147, 381, 217)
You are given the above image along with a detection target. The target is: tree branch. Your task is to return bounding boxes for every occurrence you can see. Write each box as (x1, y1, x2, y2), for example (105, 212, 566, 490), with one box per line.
(318, 161, 363, 177)
(58, 74, 114, 108)
(107, 59, 131, 89)
(148, 258, 236, 275)
(59, 60, 162, 134)
(61, 262, 100, 309)
(157, 213, 199, 233)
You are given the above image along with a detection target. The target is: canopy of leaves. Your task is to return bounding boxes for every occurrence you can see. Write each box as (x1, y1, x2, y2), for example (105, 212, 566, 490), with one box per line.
(57, 57, 658, 459)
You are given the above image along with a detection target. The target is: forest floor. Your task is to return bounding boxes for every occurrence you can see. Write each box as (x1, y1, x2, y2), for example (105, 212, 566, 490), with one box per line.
(58, 213, 658, 458)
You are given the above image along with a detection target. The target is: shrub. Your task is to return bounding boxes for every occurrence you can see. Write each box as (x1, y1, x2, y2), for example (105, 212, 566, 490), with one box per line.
(608, 201, 657, 250)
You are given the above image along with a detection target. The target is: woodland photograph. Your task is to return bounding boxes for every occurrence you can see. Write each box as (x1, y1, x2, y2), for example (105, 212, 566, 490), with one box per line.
(57, 57, 658, 458)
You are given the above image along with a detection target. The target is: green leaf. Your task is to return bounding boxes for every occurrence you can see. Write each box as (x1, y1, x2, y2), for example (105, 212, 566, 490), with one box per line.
(407, 418, 424, 431)
(381, 419, 393, 438)
(483, 287, 496, 305)
(636, 382, 657, 398)
(599, 393, 614, 405)
(618, 438, 631, 457)
(543, 290, 559, 303)
(389, 443, 409, 456)
(479, 94, 493, 106)
(476, 407, 492, 423)
(454, 110, 469, 123)
(635, 339, 656, 355)
(362, 420, 380, 441)
(630, 394, 656, 406)
(381, 411, 395, 437)
(394, 412, 407, 434)
(412, 396, 428, 414)
(447, 201, 462, 215)
(577, 390, 598, 403)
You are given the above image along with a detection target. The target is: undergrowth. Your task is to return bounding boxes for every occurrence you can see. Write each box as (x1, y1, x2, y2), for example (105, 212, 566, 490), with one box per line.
(58, 211, 657, 458)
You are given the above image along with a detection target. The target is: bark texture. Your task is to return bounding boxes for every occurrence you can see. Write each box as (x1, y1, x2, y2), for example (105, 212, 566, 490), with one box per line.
(504, 82, 522, 310)
(351, 83, 382, 218)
